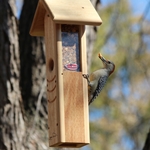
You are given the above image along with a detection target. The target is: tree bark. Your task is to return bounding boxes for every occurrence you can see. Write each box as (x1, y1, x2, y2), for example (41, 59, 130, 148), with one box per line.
(0, 0, 25, 149)
(143, 130, 150, 150)
(19, 0, 46, 111)
(19, 0, 48, 149)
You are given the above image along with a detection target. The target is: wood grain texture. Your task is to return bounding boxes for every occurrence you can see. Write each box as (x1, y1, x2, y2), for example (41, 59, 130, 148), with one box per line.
(56, 24, 65, 143)
(30, 0, 46, 36)
(63, 71, 86, 143)
(30, 0, 102, 36)
(80, 25, 90, 143)
(44, 13, 60, 146)
(44, 0, 102, 25)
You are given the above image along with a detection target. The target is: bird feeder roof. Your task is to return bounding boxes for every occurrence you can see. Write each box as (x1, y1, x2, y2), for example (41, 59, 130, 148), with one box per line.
(30, 0, 102, 36)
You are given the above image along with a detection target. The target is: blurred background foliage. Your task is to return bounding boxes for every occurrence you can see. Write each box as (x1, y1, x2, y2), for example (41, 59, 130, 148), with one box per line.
(89, 0, 150, 150)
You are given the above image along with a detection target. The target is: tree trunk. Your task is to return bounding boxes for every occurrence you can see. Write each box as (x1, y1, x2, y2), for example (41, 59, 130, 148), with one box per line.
(19, 0, 48, 149)
(19, 0, 46, 111)
(0, 0, 25, 149)
(143, 130, 150, 150)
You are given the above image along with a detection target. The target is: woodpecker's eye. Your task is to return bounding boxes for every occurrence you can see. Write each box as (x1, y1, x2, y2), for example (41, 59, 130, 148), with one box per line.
(108, 61, 111, 64)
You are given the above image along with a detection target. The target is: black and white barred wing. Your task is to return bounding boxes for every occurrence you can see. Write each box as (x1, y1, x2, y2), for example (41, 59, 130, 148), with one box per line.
(89, 76, 108, 105)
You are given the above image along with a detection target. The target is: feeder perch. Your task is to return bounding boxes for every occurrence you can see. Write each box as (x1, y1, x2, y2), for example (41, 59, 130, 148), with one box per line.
(30, 0, 102, 148)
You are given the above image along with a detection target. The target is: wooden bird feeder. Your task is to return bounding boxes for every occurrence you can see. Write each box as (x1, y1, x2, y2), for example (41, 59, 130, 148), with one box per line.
(30, 0, 102, 148)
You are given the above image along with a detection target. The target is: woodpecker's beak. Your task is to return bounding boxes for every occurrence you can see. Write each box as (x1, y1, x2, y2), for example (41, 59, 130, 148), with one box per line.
(98, 53, 108, 64)
(98, 53, 115, 75)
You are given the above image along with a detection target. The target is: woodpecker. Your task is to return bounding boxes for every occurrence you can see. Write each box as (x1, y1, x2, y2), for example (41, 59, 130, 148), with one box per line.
(83, 53, 115, 105)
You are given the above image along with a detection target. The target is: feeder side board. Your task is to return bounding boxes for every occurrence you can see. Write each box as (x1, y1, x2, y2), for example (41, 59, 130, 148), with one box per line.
(44, 13, 60, 145)
(56, 24, 65, 142)
(79, 25, 89, 143)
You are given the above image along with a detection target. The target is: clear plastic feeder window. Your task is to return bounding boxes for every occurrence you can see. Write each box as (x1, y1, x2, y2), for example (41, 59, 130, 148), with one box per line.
(61, 25, 80, 72)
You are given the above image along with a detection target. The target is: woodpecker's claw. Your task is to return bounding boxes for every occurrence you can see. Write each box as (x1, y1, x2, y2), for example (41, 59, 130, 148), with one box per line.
(83, 53, 115, 105)
(83, 74, 90, 85)
(82, 74, 89, 79)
